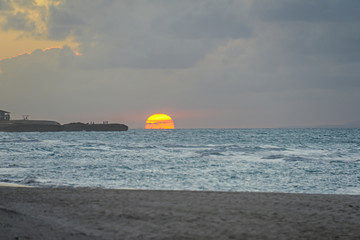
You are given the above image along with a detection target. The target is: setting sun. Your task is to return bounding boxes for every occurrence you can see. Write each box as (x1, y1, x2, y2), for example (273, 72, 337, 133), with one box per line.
(145, 114, 175, 129)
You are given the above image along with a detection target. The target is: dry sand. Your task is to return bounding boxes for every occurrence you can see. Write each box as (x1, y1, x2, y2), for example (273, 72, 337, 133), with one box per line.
(1, 186, 360, 240)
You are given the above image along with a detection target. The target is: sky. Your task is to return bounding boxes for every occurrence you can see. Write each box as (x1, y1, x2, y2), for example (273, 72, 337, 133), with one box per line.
(1, 0, 360, 128)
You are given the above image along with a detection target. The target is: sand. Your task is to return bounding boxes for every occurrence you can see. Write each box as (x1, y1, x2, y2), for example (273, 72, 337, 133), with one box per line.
(1, 186, 360, 240)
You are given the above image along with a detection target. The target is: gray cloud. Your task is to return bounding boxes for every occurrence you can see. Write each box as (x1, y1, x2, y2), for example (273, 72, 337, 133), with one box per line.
(2, 11, 35, 31)
(46, 0, 253, 69)
(153, 0, 252, 39)
(252, 0, 360, 22)
(0, 0, 11, 10)
(47, 4, 85, 40)
(0, 0, 49, 35)
(251, 0, 360, 64)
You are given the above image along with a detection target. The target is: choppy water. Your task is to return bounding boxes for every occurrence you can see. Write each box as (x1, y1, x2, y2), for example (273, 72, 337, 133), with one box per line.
(1, 128, 359, 194)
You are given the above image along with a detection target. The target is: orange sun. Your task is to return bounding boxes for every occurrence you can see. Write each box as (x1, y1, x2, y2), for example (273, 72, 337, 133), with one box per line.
(145, 113, 175, 129)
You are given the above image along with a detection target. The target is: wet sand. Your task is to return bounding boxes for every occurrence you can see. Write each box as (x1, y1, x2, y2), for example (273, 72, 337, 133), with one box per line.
(1, 186, 360, 239)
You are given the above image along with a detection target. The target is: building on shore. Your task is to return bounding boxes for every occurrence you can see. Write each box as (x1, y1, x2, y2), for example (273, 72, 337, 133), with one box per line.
(0, 110, 10, 121)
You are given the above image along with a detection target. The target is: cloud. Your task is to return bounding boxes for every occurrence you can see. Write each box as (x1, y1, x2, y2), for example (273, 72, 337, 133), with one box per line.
(0, 46, 181, 126)
(251, 0, 360, 63)
(0, 46, 79, 117)
(1, 0, 360, 128)
(252, 0, 360, 22)
(41, 0, 360, 71)
(2, 11, 35, 31)
(44, 0, 254, 69)
(0, 0, 62, 36)
(0, 45, 76, 70)
(0, 0, 12, 10)
(168, 25, 360, 127)
(152, 0, 252, 39)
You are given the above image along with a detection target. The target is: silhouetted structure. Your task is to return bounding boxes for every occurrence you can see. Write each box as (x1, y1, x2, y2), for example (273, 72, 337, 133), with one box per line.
(0, 109, 128, 132)
(0, 110, 10, 121)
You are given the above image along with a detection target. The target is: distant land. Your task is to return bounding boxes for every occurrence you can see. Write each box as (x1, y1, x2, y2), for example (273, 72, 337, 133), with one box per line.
(0, 110, 128, 132)
(0, 120, 128, 132)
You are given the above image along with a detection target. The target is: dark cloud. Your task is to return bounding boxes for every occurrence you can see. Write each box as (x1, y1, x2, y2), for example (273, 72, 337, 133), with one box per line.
(0, 0, 12, 10)
(275, 22, 360, 63)
(252, 0, 360, 22)
(48, 4, 85, 40)
(46, 0, 252, 69)
(0, 0, 48, 34)
(250, 0, 360, 62)
(153, 1, 252, 39)
(2, 11, 35, 31)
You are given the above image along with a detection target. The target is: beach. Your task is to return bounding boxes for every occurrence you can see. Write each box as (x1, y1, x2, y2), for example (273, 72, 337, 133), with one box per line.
(1, 186, 360, 239)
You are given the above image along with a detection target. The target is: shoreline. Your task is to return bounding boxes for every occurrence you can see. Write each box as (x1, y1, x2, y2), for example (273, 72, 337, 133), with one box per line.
(1, 182, 359, 195)
(1, 187, 360, 239)
(0, 182, 34, 188)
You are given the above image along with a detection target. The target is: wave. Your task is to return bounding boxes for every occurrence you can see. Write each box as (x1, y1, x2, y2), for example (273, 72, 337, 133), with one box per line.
(262, 154, 285, 160)
(18, 176, 38, 184)
(284, 156, 311, 162)
(1, 129, 359, 194)
(195, 149, 224, 157)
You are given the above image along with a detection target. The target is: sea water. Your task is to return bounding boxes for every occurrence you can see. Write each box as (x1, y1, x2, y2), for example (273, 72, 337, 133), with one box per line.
(0, 128, 359, 194)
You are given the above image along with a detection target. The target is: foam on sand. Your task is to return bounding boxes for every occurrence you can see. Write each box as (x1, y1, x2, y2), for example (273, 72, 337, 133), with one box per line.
(0, 182, 33, 188)
(1, 187, 359, 239)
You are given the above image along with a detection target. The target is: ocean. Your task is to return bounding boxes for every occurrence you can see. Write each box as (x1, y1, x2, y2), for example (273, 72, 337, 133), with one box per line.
(1, 128, 359, 194)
